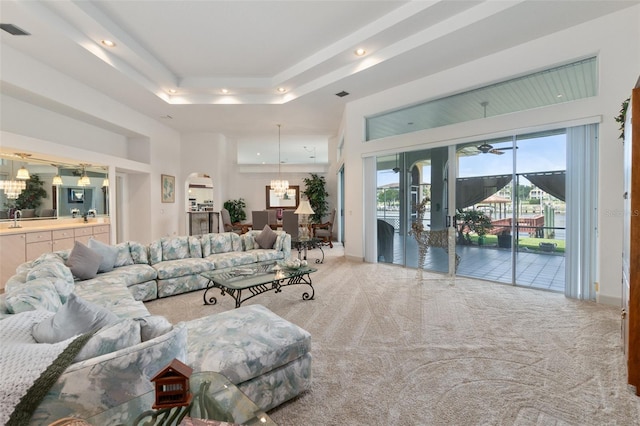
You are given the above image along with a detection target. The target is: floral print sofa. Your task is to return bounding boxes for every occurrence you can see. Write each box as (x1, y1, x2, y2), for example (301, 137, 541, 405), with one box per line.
(0, 230, 309, 424)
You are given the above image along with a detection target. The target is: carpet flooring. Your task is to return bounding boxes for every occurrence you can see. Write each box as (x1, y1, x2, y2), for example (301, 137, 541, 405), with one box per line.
(145, 245, 640, 425)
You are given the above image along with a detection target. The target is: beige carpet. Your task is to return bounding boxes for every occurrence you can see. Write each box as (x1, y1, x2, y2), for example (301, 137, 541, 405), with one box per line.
(146, 246, 640, 425)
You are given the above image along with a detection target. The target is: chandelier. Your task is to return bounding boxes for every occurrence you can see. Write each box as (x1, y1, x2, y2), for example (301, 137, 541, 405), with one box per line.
(270, 124, 295, 199)
(77, 164, 91, 186)
(0, 153, 31, 199)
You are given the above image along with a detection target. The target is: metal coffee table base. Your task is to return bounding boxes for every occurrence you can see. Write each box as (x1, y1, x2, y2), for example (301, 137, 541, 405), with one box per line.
(203, 272, 315, 308)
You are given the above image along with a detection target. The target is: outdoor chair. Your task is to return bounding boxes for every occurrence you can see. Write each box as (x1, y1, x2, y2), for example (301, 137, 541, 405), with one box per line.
(313, 209, 336, 248)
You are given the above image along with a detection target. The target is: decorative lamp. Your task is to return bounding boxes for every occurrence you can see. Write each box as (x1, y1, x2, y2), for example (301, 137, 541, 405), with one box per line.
(52, 164, 63, 186)
(102, 177, 109, 187)
(294, 199, 314, 240)
(270, 124, 290, 199)
(16, 165, 30, 180)
(77, 164, 91, 186)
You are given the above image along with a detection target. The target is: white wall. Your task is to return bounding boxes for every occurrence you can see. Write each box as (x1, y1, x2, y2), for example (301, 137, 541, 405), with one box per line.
(181, 133, 333, 228)
(341, 6, 640, 305)
(1, 47, 182, 244)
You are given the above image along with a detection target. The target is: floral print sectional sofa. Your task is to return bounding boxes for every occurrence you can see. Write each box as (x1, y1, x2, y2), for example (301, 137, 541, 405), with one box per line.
(0, 230, 311, 424)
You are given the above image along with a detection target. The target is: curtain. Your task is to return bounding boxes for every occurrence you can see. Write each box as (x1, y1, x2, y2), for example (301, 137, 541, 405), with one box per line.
(522, 171, 566, 201)
(455, 175, 512, 209)
(565, 124, 598, 300)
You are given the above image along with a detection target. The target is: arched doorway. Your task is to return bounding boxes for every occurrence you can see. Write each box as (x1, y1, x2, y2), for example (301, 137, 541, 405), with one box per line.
(185, 173, 216, 235)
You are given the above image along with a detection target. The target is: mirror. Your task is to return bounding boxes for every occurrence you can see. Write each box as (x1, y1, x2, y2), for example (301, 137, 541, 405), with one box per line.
(265, 185, 300, 209)
(0, 153, 109, 221)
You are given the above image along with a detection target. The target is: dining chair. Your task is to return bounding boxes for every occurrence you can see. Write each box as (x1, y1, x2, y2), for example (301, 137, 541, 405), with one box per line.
(282, 210, 298, 243)
(252, 210, 269, 231)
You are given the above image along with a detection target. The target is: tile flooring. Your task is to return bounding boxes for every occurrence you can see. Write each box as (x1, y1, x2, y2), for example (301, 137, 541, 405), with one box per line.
(388, 234, 565, 292)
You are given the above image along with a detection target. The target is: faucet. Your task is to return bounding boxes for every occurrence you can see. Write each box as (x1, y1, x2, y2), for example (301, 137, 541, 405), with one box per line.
(11, 209, 22, 228)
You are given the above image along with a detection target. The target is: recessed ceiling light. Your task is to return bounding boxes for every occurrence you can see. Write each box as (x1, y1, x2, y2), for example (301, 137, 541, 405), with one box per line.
(354, 48, 366, 56)
(168, 89, 177, 94)
(101, 39, 116, 48)
(221, 88, 229, 94)
(557, 94, 563, 98)
(277, 87, 287, 93)
(257, 152, 261, 156)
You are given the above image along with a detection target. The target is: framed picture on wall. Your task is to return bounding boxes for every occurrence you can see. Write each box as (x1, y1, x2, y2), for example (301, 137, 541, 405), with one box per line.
(161, 174, 175, 203)
(68, 188, 85, 203)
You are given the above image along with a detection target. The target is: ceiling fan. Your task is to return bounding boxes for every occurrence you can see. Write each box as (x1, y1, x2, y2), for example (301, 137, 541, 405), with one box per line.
(392, 153, 400, 173)
(476, 143, 515, 155)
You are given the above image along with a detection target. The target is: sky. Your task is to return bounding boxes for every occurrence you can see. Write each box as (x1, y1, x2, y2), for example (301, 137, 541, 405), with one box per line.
(377, 134, 566, 186)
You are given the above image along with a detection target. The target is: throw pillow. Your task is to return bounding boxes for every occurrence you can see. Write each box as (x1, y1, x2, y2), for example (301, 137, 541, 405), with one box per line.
(255, 224, 277, 249)
(66, 241, 102, 280)
(88, 238, 118, 273)
(32, 293, 118, 344)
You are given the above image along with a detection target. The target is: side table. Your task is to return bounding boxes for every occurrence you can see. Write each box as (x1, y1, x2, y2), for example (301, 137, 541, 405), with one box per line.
(291, 237, 324, 263)
(84, 371, 275, 426)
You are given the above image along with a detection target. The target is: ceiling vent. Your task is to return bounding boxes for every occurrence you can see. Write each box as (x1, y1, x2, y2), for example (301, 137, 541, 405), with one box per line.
(0, 24, 31, 36)
(335, 91, 350, 98)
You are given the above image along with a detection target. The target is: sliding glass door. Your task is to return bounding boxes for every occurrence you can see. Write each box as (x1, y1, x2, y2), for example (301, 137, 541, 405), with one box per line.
(376, 128, 577, 293)
(376, 148, 451, 274)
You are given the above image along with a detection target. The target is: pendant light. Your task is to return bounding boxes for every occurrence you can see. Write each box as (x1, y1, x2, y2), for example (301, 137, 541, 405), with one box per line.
(270, 124, 290, 199)
(52, 164, 63, 186)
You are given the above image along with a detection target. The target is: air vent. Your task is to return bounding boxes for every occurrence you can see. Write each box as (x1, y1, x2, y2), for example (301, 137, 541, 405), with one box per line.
(335, 91, 349, 98)
(0, 24, 30, 36)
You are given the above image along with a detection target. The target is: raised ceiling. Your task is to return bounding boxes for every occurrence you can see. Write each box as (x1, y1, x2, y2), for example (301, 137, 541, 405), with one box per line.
(0, 1, 636, 162)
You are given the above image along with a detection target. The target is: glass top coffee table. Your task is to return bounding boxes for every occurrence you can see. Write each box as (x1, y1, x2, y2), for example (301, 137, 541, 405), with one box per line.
(201, 262, 317, 308)
(85, 371, 275, 425)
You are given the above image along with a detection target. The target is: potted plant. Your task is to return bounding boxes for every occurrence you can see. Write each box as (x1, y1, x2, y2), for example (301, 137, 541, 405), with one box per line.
(303, 173, 328, 223)
(455, 209, 493, 245)
(223, 198, 246, 224)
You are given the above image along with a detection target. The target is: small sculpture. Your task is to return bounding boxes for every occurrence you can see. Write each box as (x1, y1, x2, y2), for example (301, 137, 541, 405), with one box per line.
(151, 358, 193, 409)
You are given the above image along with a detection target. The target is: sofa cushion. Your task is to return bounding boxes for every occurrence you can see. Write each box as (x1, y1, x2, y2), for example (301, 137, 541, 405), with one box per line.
(255, 224, 277, 249)
(161, 236, 191, 261)
(74, 318, 142, 362)
(201, 233, 234, 256)
(242, 233, 256, 251)
(186, 304, 311, 385)
(189, 236, 203, 258)
(73, 281, 150, 319)
(5, 278, 62, 314)
(153, 257, 216, 280)
(207, 251, 258, 269)
(32, 293, 118, 344)
(114, 242, 134, 267)
(82, 264, 157, 288)
(66, 241, 102, 280)
(22, 262, 74, 303)
(88, 238, 118, 273)
(136, 315, 173, 341)
(129, 241, 149, 264)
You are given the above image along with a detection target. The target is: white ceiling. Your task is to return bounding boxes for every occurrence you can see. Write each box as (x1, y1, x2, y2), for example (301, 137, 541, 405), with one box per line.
(0, 0, 637, 164)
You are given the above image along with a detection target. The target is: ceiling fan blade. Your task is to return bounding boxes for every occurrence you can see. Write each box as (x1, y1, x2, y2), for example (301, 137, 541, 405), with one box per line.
(489, 149, 505, 155)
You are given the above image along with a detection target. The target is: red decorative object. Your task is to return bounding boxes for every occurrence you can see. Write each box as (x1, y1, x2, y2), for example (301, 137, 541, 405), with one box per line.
(151, 358, 193, 409)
